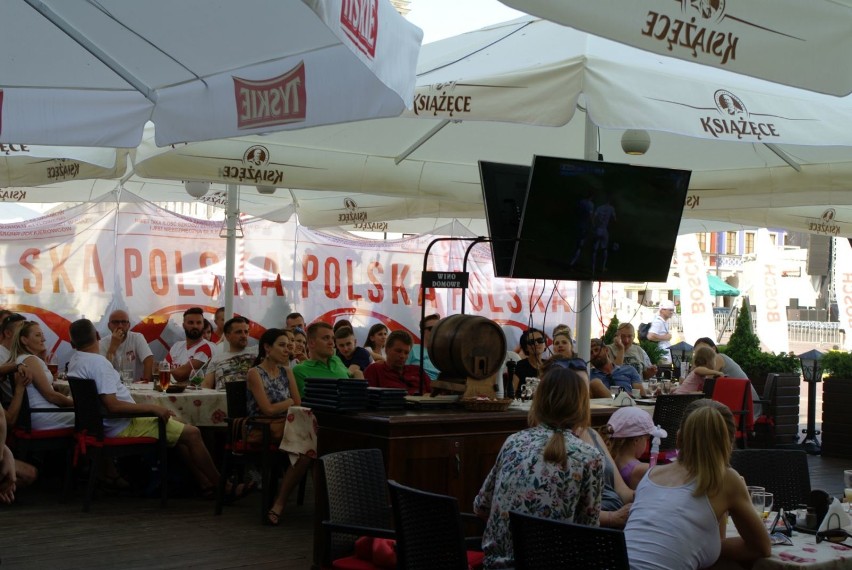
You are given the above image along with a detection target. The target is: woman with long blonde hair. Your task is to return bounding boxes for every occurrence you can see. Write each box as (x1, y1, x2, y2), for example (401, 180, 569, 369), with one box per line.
(7, 321, 73, 430)
(474, 367, 603, 569)
(625, 399, 771, 569)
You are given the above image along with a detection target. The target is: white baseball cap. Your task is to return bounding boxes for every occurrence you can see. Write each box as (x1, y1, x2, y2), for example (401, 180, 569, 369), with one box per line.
(659, 300, 675, 310)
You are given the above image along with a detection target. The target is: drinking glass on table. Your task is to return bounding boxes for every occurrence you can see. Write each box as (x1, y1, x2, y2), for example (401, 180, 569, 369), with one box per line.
(648, 378, 659, 395)
(746, 486, 765, 515)
(660, 380, 672, 395)
(844, 470, 852, 512)
(158, 361, 171, 392)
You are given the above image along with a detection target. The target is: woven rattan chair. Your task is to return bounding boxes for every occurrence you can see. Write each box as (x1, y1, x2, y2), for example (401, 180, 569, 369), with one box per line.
(319, 449, 395, 568)
(509, 511, 629, 570)
(650, 393, 704, 461)
(388, 480, 484, 570)
(731, 449, 811, 511)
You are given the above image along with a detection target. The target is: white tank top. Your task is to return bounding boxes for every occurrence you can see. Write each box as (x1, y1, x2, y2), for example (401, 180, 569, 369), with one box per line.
(625, 469, 721, 570)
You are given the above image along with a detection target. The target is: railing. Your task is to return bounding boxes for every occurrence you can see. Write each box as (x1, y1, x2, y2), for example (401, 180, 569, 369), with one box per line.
(656, 313, 841, 346)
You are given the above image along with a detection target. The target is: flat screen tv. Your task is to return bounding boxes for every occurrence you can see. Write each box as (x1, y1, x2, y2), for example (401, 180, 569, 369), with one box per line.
(478, 161, 532, 277)
(511, 156, 691, 283)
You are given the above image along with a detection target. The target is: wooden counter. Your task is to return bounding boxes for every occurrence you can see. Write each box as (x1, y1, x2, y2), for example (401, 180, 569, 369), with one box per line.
(312, 404, 621, 568)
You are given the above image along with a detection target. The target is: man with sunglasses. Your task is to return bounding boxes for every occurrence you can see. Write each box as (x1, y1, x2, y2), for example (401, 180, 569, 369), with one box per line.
(99, 310, 154, 383)
(405, 313, 441, 381)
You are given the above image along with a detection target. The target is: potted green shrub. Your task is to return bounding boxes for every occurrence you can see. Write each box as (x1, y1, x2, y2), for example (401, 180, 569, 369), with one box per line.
(819, 349, 852, 458)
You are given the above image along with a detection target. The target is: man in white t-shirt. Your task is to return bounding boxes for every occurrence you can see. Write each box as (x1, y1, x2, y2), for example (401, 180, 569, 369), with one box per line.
(203, 317, 257, 390)
(648, 300, 676, 364)
(166, 307, 216, 382)
(99, 310, 154, 382)
(68, 319, 252, 499)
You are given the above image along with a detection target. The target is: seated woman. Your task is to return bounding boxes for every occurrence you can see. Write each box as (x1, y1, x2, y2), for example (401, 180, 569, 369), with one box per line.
(549, 329, 574, 359)
(673, 346, 722, 394)
(512, 328, 546, 395)
(602, 407, 665, 490)
(7, 321, 73, 430)
(474, 366, 603, 569)
(625, 400, 771, 569)
(693, 337, 762, 418)
(245, 328, 312, 526)
(536, 356, 635, 526)
(290, 327, 308, 365)
(364, 323, 388, 363)
(1, 377, 38, 497)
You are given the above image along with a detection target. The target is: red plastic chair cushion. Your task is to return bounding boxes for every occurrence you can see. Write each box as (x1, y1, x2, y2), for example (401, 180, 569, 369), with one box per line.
(13, 427, 74, 439)
(712, 377, 754, 435)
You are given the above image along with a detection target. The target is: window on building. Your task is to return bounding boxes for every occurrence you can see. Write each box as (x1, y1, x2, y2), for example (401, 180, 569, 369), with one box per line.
(744, 232, 755, 254)
(769, 233, 777, 245)
(725, 231, 737, 254)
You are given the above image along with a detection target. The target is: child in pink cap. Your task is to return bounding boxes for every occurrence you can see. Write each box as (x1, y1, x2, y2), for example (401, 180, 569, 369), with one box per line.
(603, 407, 667, 490)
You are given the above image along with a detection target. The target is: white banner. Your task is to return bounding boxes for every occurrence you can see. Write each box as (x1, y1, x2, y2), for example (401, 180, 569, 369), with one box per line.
(0, 194, 579, 367)
(752, 229, 789, 353)
(675, 234, 716, 343)
(833, 237, 852, 351)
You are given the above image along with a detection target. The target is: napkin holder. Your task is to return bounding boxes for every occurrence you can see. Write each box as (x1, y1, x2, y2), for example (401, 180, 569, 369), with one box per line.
(817, 498, 852, 533)
(613, 391, 635, 407)
(809, 489, 833, 529)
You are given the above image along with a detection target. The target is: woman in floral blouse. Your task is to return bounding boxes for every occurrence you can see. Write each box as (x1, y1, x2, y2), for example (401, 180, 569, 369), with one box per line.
(474, 367, 604, 569)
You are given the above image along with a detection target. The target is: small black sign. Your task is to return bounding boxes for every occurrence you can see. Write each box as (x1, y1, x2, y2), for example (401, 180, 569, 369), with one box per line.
(422, 271, 469, 289)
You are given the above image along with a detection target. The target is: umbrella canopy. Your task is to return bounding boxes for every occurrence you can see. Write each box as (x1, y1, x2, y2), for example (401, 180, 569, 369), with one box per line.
(674, 273, 740, 297)
(0, 0, 421, 147)
(499, 0, 852, 96)
(0, 145, 128, 187)
(124, 17, 852, 237)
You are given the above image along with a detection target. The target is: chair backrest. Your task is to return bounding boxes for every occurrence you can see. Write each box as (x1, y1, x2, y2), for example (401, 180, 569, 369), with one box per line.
(225, 380, 248, 418)
(66, 377, 106, 437)
(388, 480, 469, 570)
(652, 394, 704, 450)
(731, 449, 811, 511)
(320, 448, 392, 560)
(702, 376, 717, 398)
(711, 377, 754, 443)
(509, 511, 629, 570)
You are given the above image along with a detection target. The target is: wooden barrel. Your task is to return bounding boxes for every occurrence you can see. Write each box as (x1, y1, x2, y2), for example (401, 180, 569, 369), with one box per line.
(427, 315, 507, 380)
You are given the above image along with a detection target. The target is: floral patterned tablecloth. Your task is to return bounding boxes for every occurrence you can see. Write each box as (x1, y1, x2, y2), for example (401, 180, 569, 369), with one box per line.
(128, 384, 227, 427)
(711, 517, 852, 570)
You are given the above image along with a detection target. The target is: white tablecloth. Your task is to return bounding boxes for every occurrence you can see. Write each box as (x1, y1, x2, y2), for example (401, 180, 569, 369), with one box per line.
(128, 384, 227, 428)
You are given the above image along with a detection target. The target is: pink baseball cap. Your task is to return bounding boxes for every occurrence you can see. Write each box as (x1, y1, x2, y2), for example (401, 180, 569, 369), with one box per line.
(607, 407, 667, 439)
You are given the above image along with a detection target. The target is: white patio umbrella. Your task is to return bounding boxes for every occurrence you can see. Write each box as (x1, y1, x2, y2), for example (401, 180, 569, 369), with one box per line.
(0, 0, 421, 147)
(0, 145, 128, 187)
(129, 17, 852, 236)
(499, 0, 852, 96)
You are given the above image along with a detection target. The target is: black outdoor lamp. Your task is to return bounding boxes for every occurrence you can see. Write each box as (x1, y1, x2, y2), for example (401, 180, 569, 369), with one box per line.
(669, 341, 694, 379)
(798, 349, 824, 455)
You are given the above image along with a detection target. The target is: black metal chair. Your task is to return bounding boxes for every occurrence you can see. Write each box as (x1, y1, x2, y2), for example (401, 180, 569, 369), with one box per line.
(509, 511, 629, 570)
(66, 376, 168, 511)
(388, 480, 484, 570)
(651, 393, 704, 461)
(319, 449, 395, 568)
(730, 449, 811, 511)
(214, 379, 292, 524)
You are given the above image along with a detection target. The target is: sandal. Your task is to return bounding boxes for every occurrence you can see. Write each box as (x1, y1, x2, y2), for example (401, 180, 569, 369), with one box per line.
(224, 480, 257, 504)
(266, 509, 281, 526)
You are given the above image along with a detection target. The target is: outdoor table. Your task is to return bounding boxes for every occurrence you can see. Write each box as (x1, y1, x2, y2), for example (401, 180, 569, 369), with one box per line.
(54, 380, 227, 427)
(711, 516, 852, 569)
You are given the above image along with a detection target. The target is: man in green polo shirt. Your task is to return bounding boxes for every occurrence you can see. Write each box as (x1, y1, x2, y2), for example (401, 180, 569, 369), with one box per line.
(292, 322, 363, 396)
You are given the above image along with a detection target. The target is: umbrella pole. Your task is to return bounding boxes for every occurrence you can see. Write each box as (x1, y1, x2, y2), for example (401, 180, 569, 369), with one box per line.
(575, 112, 598, 362)
(224, 184, 238, 320)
